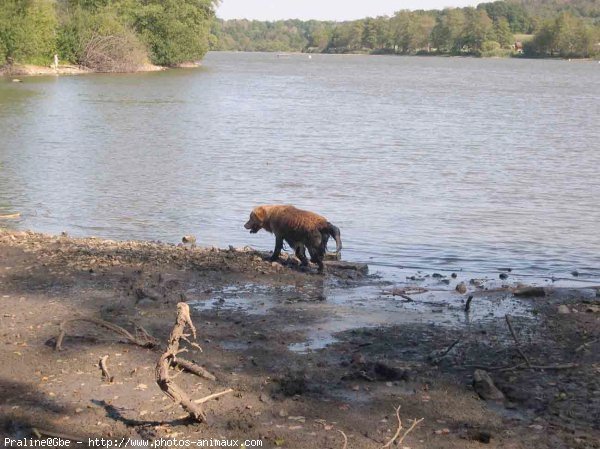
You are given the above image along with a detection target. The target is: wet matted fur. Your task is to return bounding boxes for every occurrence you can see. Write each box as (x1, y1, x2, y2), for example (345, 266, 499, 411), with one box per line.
(244, 205, 342, 272)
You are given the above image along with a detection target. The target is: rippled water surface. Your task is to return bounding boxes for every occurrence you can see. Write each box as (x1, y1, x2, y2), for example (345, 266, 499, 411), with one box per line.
(1, 52, 599, 279)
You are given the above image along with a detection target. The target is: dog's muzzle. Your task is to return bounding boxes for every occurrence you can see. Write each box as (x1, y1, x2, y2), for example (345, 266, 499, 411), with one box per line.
(244, 221, 260, 233)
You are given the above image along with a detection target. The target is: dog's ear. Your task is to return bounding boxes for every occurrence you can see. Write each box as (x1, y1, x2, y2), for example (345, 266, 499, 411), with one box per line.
(253, 206, 267, 223)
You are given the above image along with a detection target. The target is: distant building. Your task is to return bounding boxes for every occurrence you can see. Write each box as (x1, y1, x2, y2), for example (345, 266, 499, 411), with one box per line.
(514, 41, 524, 54)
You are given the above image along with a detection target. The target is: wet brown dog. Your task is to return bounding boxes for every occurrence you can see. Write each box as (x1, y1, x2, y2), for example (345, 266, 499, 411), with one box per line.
(244, 205, 342, 272)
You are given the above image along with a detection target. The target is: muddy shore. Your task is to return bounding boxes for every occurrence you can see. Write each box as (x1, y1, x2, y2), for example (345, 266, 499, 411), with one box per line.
(0, 228, 598, 448)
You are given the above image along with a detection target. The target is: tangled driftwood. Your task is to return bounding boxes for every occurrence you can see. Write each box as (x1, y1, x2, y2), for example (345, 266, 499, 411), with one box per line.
(155, 303, 233, 423)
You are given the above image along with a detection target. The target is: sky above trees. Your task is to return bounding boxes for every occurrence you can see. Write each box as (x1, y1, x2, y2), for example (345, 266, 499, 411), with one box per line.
(217, 0, 482, 21)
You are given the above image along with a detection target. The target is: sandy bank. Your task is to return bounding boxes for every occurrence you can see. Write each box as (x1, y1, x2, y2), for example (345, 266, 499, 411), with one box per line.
(0, 62, 168, 78)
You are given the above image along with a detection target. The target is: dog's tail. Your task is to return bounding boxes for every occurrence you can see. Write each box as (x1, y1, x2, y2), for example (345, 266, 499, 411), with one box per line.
(326, 222, 342, 254)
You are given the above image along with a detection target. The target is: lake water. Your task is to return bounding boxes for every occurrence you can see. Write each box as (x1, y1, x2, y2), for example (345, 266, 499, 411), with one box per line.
(1, 52, 599, 281)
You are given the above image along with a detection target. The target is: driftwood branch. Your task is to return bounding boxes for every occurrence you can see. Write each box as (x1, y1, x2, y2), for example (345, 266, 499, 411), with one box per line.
(381, 405, 424, 449)
(55, 317, 159, 351)
(156, 303, 207, 422)
(505, 315, 532, 368)
(172, 357, 216, 381)
(98, 355, 114, 383)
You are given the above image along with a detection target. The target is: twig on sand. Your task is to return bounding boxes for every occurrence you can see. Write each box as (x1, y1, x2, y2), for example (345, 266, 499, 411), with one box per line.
(440, 338, 461, 358)
(463, 363, 579, 372)
(156, 303, 232, 423)
(193, 388, 234, 404)
(430, 338, 461, 364)
(337, 429, 348, 449)
(98, 355, 114, 383)
(55, 317, 159, 351)
(505, 315, 532, 368)
(575, 337, 599, 353)
(381, 405, 424, 449)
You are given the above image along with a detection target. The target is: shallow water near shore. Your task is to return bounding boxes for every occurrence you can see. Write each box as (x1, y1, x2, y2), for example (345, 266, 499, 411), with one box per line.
(1, 52, 599, 282)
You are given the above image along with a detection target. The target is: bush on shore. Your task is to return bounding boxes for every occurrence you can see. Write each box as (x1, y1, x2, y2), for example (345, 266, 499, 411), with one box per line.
(57, 5, 147, 72)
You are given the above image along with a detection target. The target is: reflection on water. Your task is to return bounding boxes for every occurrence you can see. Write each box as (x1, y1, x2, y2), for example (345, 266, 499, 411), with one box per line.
(1, 53, 599, 279)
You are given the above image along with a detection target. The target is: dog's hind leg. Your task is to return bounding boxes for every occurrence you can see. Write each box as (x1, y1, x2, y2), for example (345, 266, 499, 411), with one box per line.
(270, 236, 284, 262)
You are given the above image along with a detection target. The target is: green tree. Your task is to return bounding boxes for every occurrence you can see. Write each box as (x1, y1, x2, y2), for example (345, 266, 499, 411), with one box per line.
(0, 0, 57, 65)
(526, 12, 597, 58)
(463, 8, 496, 53)
(494, 17, 514, 48)
(431, 8, 467, 53)
(127, 0, 217, 66)
(362, 18, 378, 50)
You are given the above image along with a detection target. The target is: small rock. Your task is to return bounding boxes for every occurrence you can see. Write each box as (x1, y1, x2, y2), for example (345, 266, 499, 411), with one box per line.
(278, 409, 288, 417)
(499, 273, 508, 280)
(558, 305, 570, 314)
(373, 362, 408, 381)
(585, 305, 600, 313)
(456, 282, 467, 294)
(351, 353, 365, 365)
(473, 369, 504, 401)
(12, 79, 22, 83)
(463, 429, 492, 444)
(451, 273, 458, 278)
(434, 428, 450, 435)
(571, 270, 579, 277)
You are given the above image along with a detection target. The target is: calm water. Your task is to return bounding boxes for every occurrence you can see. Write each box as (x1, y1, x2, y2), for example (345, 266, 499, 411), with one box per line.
(1, 52, 599, 280)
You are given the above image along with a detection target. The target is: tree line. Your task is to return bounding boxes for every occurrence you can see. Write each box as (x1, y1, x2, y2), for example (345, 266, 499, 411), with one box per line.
(211, 0, 600, 58)
(0, 0, 217, 71)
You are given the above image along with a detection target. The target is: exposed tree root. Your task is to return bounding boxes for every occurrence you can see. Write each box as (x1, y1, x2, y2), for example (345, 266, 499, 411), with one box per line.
(172, 357, 216, 381)
(55, 317, 159, 351)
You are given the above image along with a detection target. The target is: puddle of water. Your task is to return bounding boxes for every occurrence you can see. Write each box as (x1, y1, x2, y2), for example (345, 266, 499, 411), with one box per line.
(188, 275, 538, 354)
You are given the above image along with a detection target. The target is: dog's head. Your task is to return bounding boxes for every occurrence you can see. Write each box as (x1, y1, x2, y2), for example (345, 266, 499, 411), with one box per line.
(244, 206, 267, 234)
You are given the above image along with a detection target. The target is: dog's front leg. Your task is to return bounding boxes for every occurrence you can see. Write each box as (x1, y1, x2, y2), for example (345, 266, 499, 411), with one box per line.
(270, 236, 284, 262)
